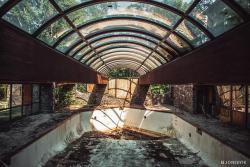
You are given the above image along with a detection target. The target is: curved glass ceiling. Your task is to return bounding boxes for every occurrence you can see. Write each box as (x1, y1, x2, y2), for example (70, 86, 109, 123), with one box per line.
(67, 2, 181, 28)
(1, 0, 248, 76)
(79, 19, 168, 37)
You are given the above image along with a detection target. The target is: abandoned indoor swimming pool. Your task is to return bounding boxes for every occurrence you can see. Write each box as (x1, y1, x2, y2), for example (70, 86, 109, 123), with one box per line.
(1, 0, 250, 167)
(0, 107, 249, 167)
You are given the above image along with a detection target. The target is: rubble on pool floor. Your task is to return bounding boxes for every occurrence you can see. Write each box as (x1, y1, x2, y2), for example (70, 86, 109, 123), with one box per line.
(44, 129, 208, 167)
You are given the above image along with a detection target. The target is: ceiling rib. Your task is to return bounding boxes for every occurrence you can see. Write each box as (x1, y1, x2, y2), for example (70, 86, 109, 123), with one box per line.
(68, 28, 181, 56)
(80, 40, 168, 65)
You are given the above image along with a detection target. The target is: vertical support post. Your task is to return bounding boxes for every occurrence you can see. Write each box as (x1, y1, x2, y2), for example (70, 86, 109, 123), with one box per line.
(9, 84, 12, 121)
(129, 78, 132, 99)
(230, 85, 233, 124)
(245, 85, 248, 129)
(38, 84, 41, 113)
(21, 84, 24, 116)
(30, 84, 33, 114)
(115, 79, 117, 98)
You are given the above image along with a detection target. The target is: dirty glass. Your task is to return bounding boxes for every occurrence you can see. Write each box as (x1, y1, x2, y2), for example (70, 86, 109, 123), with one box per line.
(190, 0, 243, 37)
(176, 20, 209, 47)
(79, 20, 168, 38)
(68, 42, 86, 56)
(91, 36, 157, 49)
(38, 18, 72, 46)
(67, 2, 180, 28)
(73, 46, 91, 61)
(0, 84, 10, 110)
(155, 0, 195, 12)
(56, 33, 81, 53)
(217, 86, 231, 107)
(54, 0, 89, 10)
(166, 34, 191, 52)
(88, 32, 160, 44)
(0, 0, 8, 8)
(2, 0, 58, 34)
(232, 86, 245, 112)
(234, 0, 250, 13)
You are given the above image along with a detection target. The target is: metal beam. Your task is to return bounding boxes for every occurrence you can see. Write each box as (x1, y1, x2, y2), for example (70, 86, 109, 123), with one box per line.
(68, 28, 181, 57)
(92, 54, 154, 71)
(84, 27, 179, 52)
(81, 40, 168, 64)
(69, 33, 178, 58)
(0, 20, 107, 83)
(139, 22, 250, 85)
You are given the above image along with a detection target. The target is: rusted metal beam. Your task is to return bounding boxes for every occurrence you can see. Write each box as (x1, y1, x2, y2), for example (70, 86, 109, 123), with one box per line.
(0, 20, 107, 84)
(139, 22, 250, 85)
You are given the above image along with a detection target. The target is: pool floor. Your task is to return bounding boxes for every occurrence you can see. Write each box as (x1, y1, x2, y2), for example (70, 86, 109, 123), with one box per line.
(44, 129, 206, 167)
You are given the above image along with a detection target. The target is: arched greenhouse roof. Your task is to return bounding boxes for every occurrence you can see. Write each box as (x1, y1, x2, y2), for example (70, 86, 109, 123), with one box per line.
(0, 0, 249, 76)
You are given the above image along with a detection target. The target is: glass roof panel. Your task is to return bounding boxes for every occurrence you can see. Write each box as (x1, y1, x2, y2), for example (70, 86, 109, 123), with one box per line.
(68, 42, 86, 56)
(98, 56, 157, 69)
(105, 60, 145, 69)
(101, 53, 146, 60)
(0, 0, 8, 8)
(89, 31, 160, 44)
(38, 18, 72, 46)
(176, 20, 209, 47)
(67, 2, 180, 28)
(234, 0, 250, 13)
(54, 0, 88, 10)
(155, 0, 195, 12)
(99, 48, 150, 57)
(83, 43, 162, 65)
(86, 56, 102, 66)
(73, 46, 91, 61)
(190, 0, 243, 37)
(91, 36, 157, 48)
(79, 20, 168, 38)
(151, 52, 167, 64)
(56, 33, 81, 53)
(81, 50, 94, 63)
(100, 56, 145, 65)
(156, 47, 170, 60)
(160, 42, 179, 55)
(2, 0, 58, 34)
(99, 53, 160, 67)
(95, 43, 154, 54)
(92, 46, 165, 65)
(166, 34, 191, 52)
